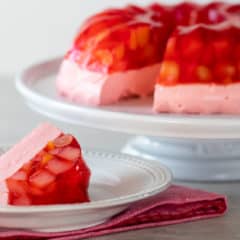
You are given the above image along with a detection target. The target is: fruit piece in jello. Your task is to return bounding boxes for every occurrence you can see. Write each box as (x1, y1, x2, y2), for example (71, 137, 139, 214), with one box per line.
(0, 123, 90, 205)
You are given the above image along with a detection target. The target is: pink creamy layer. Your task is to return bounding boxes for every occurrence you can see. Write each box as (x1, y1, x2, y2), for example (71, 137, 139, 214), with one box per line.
(153, 84, 240, 114)
(0, 123, 61, 204)
(56, 60, 161, 105)
(0, 182, 8, 205)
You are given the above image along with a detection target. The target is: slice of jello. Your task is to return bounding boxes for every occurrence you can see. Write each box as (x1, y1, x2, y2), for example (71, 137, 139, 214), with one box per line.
(56, 4, 172, 105)
(0, 123, 90, 205)
(153, 19, 240, 114)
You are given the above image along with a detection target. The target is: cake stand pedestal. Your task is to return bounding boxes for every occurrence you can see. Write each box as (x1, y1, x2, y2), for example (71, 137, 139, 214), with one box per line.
(122, 136, 240, 181)
(16, 57, 240, 182)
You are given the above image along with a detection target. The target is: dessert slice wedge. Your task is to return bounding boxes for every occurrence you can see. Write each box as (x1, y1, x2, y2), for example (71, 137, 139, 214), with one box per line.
(0, 123, 90, 205)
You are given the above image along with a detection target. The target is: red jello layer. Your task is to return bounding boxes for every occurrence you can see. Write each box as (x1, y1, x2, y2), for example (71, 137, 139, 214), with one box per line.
(157, 22, 240, 85)
(6, 134, 90, 205)
(65, 2, 239, 76)
(66, 4, 173, 73)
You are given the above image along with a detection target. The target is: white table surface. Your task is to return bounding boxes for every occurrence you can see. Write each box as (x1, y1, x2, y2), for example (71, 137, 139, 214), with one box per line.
(0, 76, 239, 240)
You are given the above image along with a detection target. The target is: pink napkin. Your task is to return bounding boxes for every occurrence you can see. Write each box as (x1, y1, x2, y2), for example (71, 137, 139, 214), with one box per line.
(0, 185, 227, 240)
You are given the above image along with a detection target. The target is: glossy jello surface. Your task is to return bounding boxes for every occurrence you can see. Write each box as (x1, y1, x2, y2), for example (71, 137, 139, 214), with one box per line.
(65, 2, 239, 78)
(6, 134, 90, 205)
(66, 5, 173, 73)
(157, 23, 240, 85)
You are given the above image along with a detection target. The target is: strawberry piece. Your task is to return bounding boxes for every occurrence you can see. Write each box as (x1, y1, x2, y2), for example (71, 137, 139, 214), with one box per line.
(178, 28, 204, 62)
(56, 146, 81, 161)
(46, 158, 73, 175)
(196, 65, 213, 82)
(11, 171, 27, 181)
(7, 179, 27, 196)
(214, 63, 237, 84)
(29, 170, 56, 188)
(29, 185, 44, 196)
(5, 133, 90, 205)
(53, 134, 73, 147)
(211, 37, 232, 60)
(157, 61, 180, 86)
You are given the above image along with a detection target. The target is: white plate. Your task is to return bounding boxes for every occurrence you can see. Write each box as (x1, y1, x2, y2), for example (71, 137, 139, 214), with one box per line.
(16, 58, 240, 139)
(0, 148, 172, 232)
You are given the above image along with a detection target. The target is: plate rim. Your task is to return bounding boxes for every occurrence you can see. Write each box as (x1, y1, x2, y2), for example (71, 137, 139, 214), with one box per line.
(0, 148, 172, 214)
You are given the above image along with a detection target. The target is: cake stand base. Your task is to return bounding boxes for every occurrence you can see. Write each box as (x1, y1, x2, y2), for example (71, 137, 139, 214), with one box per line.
(122, 136, 240, 181)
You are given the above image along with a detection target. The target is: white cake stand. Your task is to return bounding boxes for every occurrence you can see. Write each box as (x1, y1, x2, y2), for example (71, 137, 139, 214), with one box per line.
(16, 58, 240, 181)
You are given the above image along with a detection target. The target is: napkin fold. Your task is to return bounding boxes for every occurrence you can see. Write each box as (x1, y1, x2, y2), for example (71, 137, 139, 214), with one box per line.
(0, 185, 227, 240)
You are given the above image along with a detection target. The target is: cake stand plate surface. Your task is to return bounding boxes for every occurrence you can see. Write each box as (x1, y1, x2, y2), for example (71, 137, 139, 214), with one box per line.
(16, 58, 240, 181)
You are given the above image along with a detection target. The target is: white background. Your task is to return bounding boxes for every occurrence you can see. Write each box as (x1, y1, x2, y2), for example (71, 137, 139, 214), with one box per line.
(0, 0, 237, 75)
(0, 0, 156, 74)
